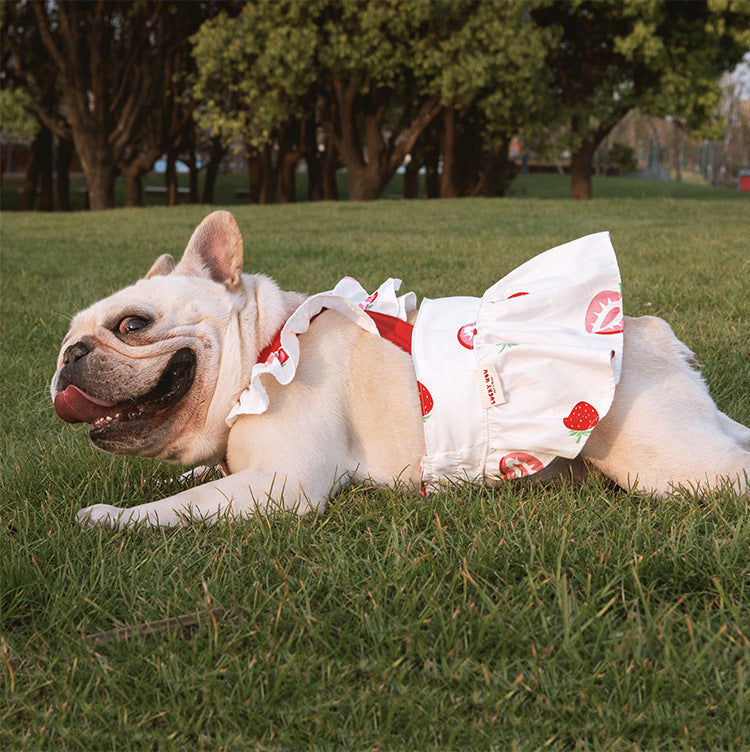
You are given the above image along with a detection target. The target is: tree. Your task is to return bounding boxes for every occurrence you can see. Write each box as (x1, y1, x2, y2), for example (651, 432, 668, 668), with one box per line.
(318, 0, 551, 200)
(192, 1, 321, 204)
(0, 89, 40, 165)
(721, 53, 750, 181)
(2, 1, 75, 210)
(27, 1, 210, 210)
(318, 1, 444, 201)
(192, 1, 445, 203)
(531, 0, 750, 199)
(423, 1, 554, 198)
(0, 88, 42, 208)
(189, 1, 552, 203)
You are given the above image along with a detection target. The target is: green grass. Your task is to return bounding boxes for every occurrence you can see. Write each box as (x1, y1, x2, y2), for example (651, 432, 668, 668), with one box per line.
(507, 172, 749, 201)
(2, 168, 746, 211)
(1, 167, 406, 210)
(1, 190, 749, 750)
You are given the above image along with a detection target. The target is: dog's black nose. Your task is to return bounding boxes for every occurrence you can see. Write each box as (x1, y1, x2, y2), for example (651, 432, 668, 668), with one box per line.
(63, 340, 91, 365)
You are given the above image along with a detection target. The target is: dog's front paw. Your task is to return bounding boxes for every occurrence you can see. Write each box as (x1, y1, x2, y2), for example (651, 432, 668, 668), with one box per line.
(77, 504, 122, 528)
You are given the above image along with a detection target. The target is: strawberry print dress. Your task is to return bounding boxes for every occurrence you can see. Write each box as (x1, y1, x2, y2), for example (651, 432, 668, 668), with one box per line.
(227, 232, 624, 488)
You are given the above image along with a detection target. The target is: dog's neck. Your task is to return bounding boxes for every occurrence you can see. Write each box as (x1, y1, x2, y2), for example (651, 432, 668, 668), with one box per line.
(204, 311, 244, 438)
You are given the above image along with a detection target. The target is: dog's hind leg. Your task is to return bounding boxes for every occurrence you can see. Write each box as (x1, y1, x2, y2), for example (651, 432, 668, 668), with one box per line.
(717, 412, 750, 451)
(527, 456, 591, 484)
(582, 316, 750, 496)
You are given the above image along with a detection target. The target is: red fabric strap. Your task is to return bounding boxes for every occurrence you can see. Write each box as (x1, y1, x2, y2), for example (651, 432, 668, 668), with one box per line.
(256, 328, 287, 365)
(364, 310, 413, 354)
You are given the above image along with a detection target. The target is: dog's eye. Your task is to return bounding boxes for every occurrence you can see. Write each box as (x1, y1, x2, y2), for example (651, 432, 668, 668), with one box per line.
(118, 316, 150, 335)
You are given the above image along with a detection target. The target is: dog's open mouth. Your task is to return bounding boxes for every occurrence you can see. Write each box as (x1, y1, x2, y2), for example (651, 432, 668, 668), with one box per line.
(54, 348, 196, 434)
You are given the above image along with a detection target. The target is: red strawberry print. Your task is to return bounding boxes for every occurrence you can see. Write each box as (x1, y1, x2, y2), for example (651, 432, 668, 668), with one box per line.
(457, 323, 477, 350)
(499, 452, 544, 479)
(585, 290, 623, 335)
(360, 291, 378, 310)
(417, 381, 433, 422)
(563, 401, 599, 442)
(266, 347, 289, 366)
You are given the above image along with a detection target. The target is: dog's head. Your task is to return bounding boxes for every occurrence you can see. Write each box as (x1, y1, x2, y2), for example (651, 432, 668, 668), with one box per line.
(51, 211, 265, 465)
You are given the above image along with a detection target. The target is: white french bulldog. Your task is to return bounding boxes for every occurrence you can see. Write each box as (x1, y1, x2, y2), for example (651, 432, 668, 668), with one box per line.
(51, 211, 749, 528)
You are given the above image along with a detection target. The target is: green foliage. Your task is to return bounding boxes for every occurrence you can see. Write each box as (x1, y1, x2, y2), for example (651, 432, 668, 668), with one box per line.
(0, 89, 39, 141)
(189, 1, 558, 166)
(424, 1, 555, 141)
(636, 1, 750, 137)
(532, 0, 750, 149)
(195, 0, 741, 200)
(319, 0, 432, 86)
(609, 142, 639, 173)
(191, 2, 320, 149)
(1, 195, 749, 748)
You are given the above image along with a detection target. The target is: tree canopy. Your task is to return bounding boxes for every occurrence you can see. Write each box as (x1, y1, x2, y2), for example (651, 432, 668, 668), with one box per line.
(2, 0, 748, 207)
(4, 0, 211, 209)
(0, 88, 38, 142)
(190, 0, 554, 201)
(531, 0, 750, 198)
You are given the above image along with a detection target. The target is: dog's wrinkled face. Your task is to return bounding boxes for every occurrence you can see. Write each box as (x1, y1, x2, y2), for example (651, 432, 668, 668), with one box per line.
(52, 276, 234, 459)
(51, 211, 249, 465)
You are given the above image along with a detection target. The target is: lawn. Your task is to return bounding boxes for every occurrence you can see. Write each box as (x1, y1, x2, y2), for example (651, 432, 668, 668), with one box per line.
(2, 168, 747, 210)
(1, 188, 749, 750)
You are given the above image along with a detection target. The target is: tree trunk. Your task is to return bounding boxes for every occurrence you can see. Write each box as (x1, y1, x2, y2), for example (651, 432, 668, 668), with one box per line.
(56, 137, 74, 211)
(306, 154, 323, 202)
(259, 145, 277, 204)
(328, 74, 369, 200)
(202, 158, 219, 204)
(570, 140, 595, 200)
(321, 141, 339, 201)
(30, 3, 140, 211)
(202, 137, 226, 204)
(671, 123, 683, 183)
(56, 75, 118, 209)
(329, 72, 439, 202)
(403, 161, 419, 199)
(246, 147, 263, 204)
(474, 138, 517, 197)
(279, 152, 298, 203)
(424, 144, 440, 199)
(120, 148, 160, 208)
(347, 170, 385, 201)
(123, 170, 143, 207)
(440, 108, 460, 198)
(304, 114, 324, 201)
(37, 127, 54, 211)
(278, 122, 302, 204)
(166, 149, 179, 206)
(187, 144, 199, 203)
(318, 102, 340, 201)
(20, 146, 38, 211)
(89, 169, 117, 210)
(77, 130, 117, 210)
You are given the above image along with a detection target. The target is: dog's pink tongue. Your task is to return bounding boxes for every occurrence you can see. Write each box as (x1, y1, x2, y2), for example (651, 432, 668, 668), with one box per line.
(54, 385, 117, 424)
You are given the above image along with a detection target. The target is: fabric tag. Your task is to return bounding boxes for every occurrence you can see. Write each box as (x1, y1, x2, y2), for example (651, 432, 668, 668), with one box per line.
(475, 365, 506, 409)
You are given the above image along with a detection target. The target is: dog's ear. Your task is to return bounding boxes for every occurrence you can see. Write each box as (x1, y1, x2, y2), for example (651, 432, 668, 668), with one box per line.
(173, 210, 244, 292)
(146, 254, 176, 279)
